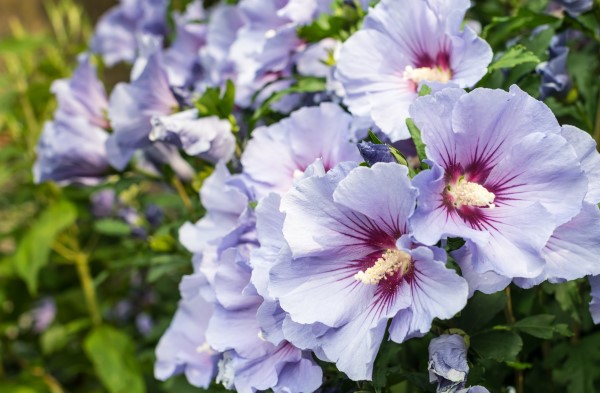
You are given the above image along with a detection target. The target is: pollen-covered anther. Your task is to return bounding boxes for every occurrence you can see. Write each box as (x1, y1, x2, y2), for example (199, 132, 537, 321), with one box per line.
(196, 342, 213, 353)
(403, 65, 451, 85)
(355, 249, 412, 285)
(448, 178, 496, 209)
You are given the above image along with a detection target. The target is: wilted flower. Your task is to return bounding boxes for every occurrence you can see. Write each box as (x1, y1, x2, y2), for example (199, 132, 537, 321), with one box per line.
(336, 0, 492, 141)
(150, 109, 235, 163)
(428, 335, 469, 393)
(269, 162, 468, 380)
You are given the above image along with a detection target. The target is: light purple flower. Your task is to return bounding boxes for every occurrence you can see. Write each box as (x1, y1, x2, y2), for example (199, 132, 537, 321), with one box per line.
(51, 55, 108, 128)
(554, 0, 593, 16)
(91, 0, 168, 66)
(198, 5, 245, 91)
(179, 163, 254, 290)
(205, 246, 323, 393)
(163, 1, 208, 87)
(270, 162, 468, 380)
(34, 116, 110, 185)
(455, 124, 600, 294)
(106, 51, 178, 170)
(410, 86, 588, 280)
(241, 103, 362, 199)
(335, 0, 492, 141)
(428, 334, 469, 393)
(150, 109, 235, 163)
(34, 56, 111, 185)
(155, 293, 218, 388)
(537, 34, 572, 100)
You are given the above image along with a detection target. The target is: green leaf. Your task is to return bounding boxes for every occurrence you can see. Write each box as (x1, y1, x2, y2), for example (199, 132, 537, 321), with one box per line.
(84, 325, 146, 393)
(418, 84, 432, 96)
(406, 118, 427, 163)
(11, 200, 78, 295)
(488, 45, 540, 72)
(456, 291, 507, 333)
(250, 77, 326, 125)
(513, 314, 557, 339)
(470, 330, 523, 361)
(94, 219, 132, 237)
(40, 319, 90, 354)
(549, 332, 600, 393)
(482, 9, 560, 48)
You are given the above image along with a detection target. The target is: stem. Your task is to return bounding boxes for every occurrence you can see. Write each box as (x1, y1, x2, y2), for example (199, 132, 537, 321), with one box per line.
(75, 254, 101, 327)
(171, 175, 194, 216)
(505, 287, 524, 393)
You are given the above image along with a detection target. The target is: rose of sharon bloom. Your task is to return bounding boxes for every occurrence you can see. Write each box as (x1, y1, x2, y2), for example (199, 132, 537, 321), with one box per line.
(410, 86, 589, 282)
(34, 57, 110, 185)
(206, 248, 323, 393)
(155, 294, 218, 388)
(335, 0, 492, 141)
(91, 0, 168, 66)
(270, 162, 468, 380)
(241, 102, 362, 199)
(455, 124, 600, 295)
(179, 163, 255, 292)
(106, 51, 178, 170)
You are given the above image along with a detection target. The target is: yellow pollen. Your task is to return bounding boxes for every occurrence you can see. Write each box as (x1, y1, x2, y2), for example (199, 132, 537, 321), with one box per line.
(354, 249, 411, 285)
(196, 342, 213, 353)
(448, 178, 495, 209)
(403, 65, 451, 85)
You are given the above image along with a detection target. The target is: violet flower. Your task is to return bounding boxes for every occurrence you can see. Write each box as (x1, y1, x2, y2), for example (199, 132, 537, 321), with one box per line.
(269, 162, 468, 380)
(335, 0, 492, 141)
(106, 51, 178, 170)
(155, 294, 218, 388)
(410, 86, 588, 281)
(537, 34, 572, 100)
(241, 103, 362, 200)
(455, 124, 600, 294)
(91, 0, 168, 66)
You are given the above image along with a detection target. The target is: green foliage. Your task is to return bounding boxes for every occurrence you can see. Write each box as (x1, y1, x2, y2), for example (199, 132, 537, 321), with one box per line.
(195, 79, 236, 119)
(488, 45, 540, 72)
(470, 330, 523, 362)
(84, 325, 146, 393)
(11, 200, 77, 295)
(297, 0, 364, 42)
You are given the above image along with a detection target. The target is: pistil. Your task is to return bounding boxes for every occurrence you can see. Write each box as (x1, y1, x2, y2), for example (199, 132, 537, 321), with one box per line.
(355, 249, 411, 285)
(447, 177, 495, 209)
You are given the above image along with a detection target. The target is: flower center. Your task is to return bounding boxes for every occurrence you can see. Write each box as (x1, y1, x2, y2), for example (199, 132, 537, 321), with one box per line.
(354, 249, 411, 285)
(447, 177, 495, 209)
(216, 353, 235, 389)
(403, 65, 451, 85)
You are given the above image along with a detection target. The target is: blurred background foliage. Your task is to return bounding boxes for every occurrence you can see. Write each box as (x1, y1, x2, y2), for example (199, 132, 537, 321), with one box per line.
(0, 0, 600, 392)
(0, 1, 203, 392)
